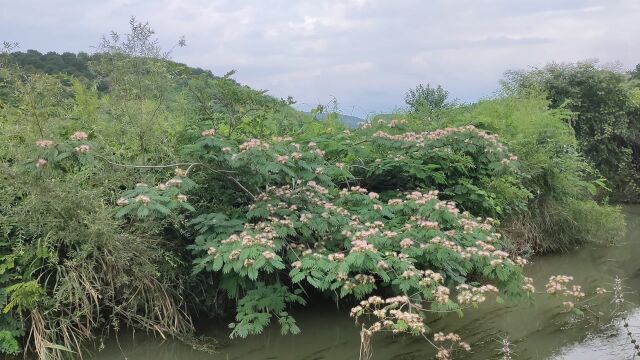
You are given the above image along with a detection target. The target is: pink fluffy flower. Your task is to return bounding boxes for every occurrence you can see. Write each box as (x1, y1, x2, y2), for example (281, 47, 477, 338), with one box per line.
(70, 131, 88, 141)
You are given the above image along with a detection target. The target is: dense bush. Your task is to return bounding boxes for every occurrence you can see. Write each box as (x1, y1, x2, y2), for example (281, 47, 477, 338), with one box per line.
(0, 56, 194, 358)
(114, 125, 533, 356)
(505, 61, 640, 202)
(404, 91, 625, 253)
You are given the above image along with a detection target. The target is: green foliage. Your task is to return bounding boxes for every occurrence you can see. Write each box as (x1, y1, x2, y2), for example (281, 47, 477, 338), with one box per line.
(186, 70, 302, 139)
(325, 120, 529, 218)
(405, 83, 451, 114)
(0, 330, 21, 355)
(120, 125, 532, 339)
(505, 61, 640, 202)
(7, 49, 94, 79)
(229, 285, 305, 338)
(418, 92, 625, 252)
(0, 20, 199, 359)
(3, 281, 44, 313)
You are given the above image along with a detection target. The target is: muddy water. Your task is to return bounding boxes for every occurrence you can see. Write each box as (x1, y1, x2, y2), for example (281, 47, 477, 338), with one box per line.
(92, 206, 640, 360)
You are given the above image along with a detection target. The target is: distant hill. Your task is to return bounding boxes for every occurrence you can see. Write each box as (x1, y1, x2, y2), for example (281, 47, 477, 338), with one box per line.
(7, 49, 216, 81)
(305, 112, 365, 128)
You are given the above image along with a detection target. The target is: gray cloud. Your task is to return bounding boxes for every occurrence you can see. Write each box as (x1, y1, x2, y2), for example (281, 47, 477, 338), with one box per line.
(2, 0, 639, 116)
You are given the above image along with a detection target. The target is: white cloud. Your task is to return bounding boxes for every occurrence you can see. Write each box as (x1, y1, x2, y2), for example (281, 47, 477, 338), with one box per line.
(1, 0, 639, 116)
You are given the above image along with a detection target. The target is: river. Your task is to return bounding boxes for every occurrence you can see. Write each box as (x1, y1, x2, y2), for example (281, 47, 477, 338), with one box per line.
(92, 206, 640, 359)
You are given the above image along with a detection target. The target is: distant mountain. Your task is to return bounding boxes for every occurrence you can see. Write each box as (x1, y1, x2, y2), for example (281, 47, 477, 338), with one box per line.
(305, 112, 365, 128)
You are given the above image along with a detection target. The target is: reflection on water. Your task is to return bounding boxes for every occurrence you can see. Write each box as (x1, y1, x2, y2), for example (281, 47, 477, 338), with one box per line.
(92, 206, 640, 360)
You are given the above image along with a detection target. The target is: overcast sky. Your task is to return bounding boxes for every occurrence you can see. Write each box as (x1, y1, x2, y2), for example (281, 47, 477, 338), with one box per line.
(2, 0, 639, 117)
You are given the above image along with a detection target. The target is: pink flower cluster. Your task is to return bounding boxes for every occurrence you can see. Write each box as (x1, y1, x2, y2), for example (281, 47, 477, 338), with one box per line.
(36, 139, 55, 148)
(351, 295, 426, 336)
(239, 138, 270, 152)
(201, 128, 216, 137)
(433, 332, 471, 359)
(455, 283, 499, 305)
(372, 125, 504, 151)
(70, 131, 88, 141)
(75, 144, 91, 153)
(36, 158, 48, 168)
(545, 275, 574, 295)
(135, 194, 151, 205)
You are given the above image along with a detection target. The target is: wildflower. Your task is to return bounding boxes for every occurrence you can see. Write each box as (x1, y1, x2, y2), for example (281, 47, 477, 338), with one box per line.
(166, 178, 183, 187)
(308, 141, 317, 148)
(350, 305, 363, 317)
(354, 274, 375, 284)
(401, 270, 416, 279)
(156, 183, 167, 190)
(563, 301, 575, 310)
(36, 158, 48, 168)
(350, 240, 376, 253)
(176, 194, 188, 202)
(75, 144, 91, 153)
(435, 349, 450, 360)
(262, 251, 276, 260)
(135, 195, 151, 206)
(70, 131, 88, 141)
(201, 128, 216, 137)
(545, 275, 574, 294)
(222, 147, 231, 153)
(207, 247, 217, 256)
(175, 168, 187, 177)
(243, 259, 255, 267)
(136, 183, 148, 187)
(400, 238, 414, 248)
(35, 139, 55, 148)
(276, 155, 289, 164)
(239, 138, 269, 152)
(490, 259, 503, 267)
(229, 250, 241, 260)
(522, 277, 535, 293)
(564, 285, 585, 299)
(116, 197, 129, 206)
(336, 162, 345, 169)
(595, 287, 607, 295)
(328, 253, 345, 262)
(515, 256, 528, 266)
(434, 286, 450, 304)
(368, 192, 379, 199)
(336, 272, 348, 281)
(291, 261, 302, 269)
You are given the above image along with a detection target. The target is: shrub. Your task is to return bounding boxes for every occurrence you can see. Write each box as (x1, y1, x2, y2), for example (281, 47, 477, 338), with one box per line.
(409, 92, 625, 252)
(504, 61, 640, 202)
(113, 126, 533, 359)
